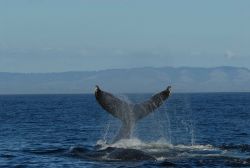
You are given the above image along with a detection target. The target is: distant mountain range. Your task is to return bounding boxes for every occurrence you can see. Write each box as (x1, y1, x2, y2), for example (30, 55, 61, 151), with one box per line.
(1, 66, 250, 94)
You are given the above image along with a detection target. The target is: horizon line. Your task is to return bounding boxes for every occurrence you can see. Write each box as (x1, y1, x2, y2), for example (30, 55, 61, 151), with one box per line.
(0, 65, 249, 74)
(1, 90, 250, 96)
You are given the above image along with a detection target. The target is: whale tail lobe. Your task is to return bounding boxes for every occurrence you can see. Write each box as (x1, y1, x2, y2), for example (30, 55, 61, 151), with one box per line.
(95, 85, 171, 142)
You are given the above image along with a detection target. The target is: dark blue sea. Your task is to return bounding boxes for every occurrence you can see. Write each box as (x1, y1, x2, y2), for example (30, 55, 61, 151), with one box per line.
(1, 93, 250, 167)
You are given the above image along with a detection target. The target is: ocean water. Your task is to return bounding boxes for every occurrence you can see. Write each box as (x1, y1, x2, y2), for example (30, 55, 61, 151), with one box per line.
(1, 93, 250, 167)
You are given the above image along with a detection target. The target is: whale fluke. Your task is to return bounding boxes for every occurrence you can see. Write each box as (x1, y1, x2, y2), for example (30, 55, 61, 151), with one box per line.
(95, 85, 171, 142)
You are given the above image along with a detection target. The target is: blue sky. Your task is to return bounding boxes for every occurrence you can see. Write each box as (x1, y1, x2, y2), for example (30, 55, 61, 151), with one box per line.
(1, 0, 250, 72)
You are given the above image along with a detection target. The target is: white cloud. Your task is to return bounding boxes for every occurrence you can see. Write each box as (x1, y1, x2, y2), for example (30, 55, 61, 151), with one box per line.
(224, 50, 235, 59)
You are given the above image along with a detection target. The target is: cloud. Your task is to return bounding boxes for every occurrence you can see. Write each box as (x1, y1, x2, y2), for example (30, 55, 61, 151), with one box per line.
(224, 50, 235, 59)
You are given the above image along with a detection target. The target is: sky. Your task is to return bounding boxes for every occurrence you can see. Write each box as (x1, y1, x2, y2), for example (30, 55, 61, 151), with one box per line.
(0, 0, 250, 73)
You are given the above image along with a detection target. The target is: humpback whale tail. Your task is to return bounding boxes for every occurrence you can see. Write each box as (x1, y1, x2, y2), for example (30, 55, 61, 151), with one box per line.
(95, 85, 171, 142)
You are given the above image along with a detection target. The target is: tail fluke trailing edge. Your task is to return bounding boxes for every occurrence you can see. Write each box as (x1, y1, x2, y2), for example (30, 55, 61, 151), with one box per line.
(95, 85, 171, 121)
(133, 86, 171, 120)
(95, 85, 132, 121)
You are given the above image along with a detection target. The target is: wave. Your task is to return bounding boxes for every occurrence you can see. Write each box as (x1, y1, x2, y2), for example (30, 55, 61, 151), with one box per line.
(220, 144, 250, 152)
(22, 147, 67, 155)
(97, 138, 216, 151)
(19, 140, 250, 167)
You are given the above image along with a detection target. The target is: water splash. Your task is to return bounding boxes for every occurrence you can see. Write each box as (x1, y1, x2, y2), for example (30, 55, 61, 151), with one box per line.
(162, 101, 172, 144)
(183, 95, 196, 146)
(102, 121, 110, 143)
(99, 93, 197, 146)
